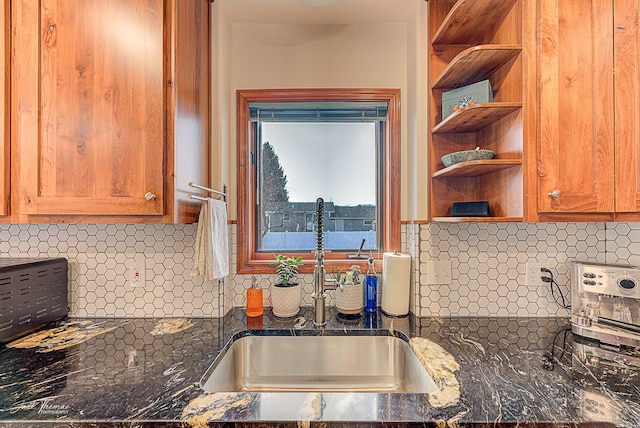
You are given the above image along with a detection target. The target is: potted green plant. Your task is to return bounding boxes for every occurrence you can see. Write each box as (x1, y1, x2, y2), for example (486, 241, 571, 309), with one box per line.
(269, 254, 303, 317)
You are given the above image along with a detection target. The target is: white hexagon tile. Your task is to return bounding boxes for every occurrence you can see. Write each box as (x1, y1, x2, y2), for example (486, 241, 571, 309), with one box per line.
(0, 221, 620, 318)
(0, 224, 222, 318)
(411, 222, 605, 318)
(606, 222, 640, 265)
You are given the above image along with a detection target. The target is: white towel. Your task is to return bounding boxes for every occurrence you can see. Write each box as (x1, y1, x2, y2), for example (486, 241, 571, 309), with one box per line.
(193, 198, 229, 281)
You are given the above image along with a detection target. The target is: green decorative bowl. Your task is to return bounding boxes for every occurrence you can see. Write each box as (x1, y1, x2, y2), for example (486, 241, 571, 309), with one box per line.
(441, 149, 494, 168)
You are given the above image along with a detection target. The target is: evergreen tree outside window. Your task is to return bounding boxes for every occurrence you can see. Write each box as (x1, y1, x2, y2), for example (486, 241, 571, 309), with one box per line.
(259, 142, 289, 239)
(261, 142, 289, 204)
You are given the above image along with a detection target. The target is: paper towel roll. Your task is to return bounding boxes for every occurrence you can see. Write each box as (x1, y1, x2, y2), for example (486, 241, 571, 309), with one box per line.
(381, 252, 411, 316)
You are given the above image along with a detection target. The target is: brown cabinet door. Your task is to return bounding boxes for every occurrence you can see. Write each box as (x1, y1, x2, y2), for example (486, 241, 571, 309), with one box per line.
(1, 1, 8, 216)
(614, 0, 640, 214)
(13, 0, 165, 216)
(537, 0, 615, 214)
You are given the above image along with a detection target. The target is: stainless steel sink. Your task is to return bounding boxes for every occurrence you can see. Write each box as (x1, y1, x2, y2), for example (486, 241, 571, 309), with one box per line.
(200, 334, 439, 393)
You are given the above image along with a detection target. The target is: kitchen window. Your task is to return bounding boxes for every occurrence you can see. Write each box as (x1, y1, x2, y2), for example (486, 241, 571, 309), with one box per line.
(236, 89, 400, 274)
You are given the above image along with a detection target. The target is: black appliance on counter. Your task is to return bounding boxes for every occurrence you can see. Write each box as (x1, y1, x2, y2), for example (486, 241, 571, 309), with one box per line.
(0, 257, 68, 343)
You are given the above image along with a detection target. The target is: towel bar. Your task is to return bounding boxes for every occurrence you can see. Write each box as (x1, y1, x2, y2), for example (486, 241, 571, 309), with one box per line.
(188, 182, 227, 202)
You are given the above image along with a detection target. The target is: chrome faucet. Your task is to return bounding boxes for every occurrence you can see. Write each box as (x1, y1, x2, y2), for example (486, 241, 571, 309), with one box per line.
(313, 198, 338, 326)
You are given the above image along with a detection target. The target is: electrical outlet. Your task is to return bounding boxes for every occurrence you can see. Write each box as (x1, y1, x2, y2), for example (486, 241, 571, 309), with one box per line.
(126, 259, 146, 287)
(426, 260, 452, 285)
(525, 262, 547, 287)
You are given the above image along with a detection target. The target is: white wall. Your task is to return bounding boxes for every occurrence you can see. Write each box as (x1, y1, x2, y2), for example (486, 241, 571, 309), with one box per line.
(225, 21, 409, 220)
(406, 0, 428, 220)
(230, 23, 408, 88)
(211, 3, 232, 200)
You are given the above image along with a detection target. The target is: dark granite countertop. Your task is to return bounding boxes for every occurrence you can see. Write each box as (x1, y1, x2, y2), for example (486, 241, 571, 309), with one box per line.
(0, 308, 638, 427)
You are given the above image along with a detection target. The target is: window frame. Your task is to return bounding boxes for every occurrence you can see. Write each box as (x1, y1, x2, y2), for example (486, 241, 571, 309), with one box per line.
(237, 88, 401, 274)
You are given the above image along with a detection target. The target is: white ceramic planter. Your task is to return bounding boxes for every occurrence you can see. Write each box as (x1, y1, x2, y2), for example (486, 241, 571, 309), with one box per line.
(270, 283, 301, 317)
(335, 283, 364, 315)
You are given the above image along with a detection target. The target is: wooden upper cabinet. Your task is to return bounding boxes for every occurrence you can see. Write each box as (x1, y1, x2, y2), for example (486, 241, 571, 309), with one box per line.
(1, 1, 8, 217)
(536, 0, 615, 218)
(11, 0, 209, 223)
(614, 0, 640, 217)
(171, 0, 211, 224)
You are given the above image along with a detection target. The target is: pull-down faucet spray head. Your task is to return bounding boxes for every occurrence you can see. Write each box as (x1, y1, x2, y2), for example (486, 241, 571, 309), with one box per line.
(316, 197, 324, 254)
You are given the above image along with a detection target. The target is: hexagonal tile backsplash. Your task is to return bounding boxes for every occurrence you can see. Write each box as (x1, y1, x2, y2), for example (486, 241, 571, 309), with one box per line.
(411, 222, 604, 318)
(0, 224, 222, 317)
(0, 221, 635, 318)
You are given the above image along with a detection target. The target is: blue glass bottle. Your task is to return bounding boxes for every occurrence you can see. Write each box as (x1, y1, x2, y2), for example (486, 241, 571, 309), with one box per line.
(365, 256, 377, 312)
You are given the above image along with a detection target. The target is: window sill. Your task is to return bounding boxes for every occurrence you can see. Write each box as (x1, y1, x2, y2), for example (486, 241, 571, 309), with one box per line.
(237, 253, 384, 275)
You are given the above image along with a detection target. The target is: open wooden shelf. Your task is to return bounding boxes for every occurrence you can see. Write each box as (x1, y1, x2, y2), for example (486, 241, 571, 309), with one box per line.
(433, 102, 522, 134)
(432, 0, 518, 45)
(428, 0, 524, 223)
(432, 45, 522, 89)
(432, 159, 522, 178)
(431, 216, 524, 223)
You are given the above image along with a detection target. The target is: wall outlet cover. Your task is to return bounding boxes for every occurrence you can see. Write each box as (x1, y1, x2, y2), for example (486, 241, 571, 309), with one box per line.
(525, 262, 547, 287)
(126, 259, 147, 287)
(426, 260, 452, 285)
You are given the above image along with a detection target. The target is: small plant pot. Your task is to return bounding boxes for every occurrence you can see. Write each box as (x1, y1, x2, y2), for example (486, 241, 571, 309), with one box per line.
(270, 283, 301, 317)
(335, 283, 364, 315)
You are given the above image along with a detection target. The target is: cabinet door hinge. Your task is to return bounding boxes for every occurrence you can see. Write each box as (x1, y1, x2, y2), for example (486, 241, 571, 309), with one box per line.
(167, 80, 175, 87)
